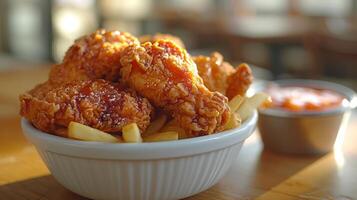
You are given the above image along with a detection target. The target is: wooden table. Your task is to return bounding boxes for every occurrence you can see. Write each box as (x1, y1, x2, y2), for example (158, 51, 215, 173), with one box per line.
(1, 66, 356, 200)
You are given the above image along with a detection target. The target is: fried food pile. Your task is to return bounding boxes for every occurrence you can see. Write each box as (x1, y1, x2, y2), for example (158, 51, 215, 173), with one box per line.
(20, 29, 253, 138)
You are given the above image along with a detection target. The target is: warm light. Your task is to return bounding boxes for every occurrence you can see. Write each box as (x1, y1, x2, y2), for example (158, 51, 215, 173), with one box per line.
(244, 131, 259, 145)
(334, 147, 345, 169)
(54, 9, 82, 36)
(52, 0, 98, 62)
(100, 0, 152, 19)
(333, 112, 351, 168)
(0, 156, 17, 165)
(350, 96, 357, 109)
(246, 87, 255, 97)
(341, 99, 350, 108)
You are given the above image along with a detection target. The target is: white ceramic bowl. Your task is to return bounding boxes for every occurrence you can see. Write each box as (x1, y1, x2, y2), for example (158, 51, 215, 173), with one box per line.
(21, 111, 257, 200)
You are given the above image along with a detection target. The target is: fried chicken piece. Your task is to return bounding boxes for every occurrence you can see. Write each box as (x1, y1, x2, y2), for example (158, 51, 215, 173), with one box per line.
(193, 52, 253, 99)
(120, 40, 230, 136)
(226, 63, 253, 100)
(193, 52, 234, 95)
(27, 81, 55, 100)
(50, 30, 139, 85)
(20, 80, 153, 137)
(139, 33, 185, 48)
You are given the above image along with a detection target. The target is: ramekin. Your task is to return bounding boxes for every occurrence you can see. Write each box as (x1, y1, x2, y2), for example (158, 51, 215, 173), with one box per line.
(254, 79, 356, 155)
(21, 111, 257, 200)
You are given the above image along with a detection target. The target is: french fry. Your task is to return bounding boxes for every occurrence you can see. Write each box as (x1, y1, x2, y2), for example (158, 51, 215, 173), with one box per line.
(224, 112, 241, 130)
(68, 122, 119, 143)
(237, 92, 270, 121)
(248, 92, 270, 108)
(143, 114, 168, 136)
(122, 123, 142, 143)
(228, 95, 244, 112)
(160, 120, 188, 139)
(143, 131, 178, 142)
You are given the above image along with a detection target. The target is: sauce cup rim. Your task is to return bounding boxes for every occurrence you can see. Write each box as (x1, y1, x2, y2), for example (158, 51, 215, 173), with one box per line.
(253, 79, 356, 117)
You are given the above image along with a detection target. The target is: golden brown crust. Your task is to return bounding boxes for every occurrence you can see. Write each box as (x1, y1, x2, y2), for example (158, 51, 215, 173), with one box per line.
(49, 30, 139, 84)
(20, 29, 252, 138)
(21, 30, 155, 137)
(193, 52, 253, 99)
(120, 40, 230, 136)
(20, 80, 153, 136)
(27, 81, 56, 99)
(139, 33, 185, 48)
(226, 63, 253, 99)
(193, 52, 235, 95)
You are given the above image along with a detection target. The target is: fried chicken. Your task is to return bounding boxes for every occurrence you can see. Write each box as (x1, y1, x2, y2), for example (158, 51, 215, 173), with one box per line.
(20, 29, 251, 138)
(139, 33, 185, 48)
(193, 52, 234, 95)
(20, 30, 155, 137)
(226, 63, 253, 100)
(20, 80, 153, 136)
(27, 81, 56, 100)
(193, 52, 253, 99)
(120, 40, 230, 136)
(50, 30, 139, 85)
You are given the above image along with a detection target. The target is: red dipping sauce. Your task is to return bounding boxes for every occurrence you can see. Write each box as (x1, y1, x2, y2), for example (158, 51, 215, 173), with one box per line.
(265, 85, 345, 112)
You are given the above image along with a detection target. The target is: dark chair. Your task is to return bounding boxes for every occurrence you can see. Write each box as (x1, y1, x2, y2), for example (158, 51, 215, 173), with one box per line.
(304, 20, 357, 78)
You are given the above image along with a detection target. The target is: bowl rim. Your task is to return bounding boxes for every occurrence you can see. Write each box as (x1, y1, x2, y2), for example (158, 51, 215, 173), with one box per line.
(21, 111, 257, 160)
(253, 79, 357, 117)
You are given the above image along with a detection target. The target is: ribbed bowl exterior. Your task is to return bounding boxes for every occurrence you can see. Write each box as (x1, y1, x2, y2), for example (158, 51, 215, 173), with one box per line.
(22, 112, 257, 200)
(36, 143, 243, 200)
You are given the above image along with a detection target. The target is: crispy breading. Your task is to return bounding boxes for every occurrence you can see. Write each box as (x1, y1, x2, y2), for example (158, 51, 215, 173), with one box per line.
(20, 29, 253, 138)
(193, 52, 234, 95)
(20, 80, 153, 136)
(226, 63, 253, 99)
(193, 52, 253, 99)
(120, 40, 230, 136)
(49, 30, 139, 84)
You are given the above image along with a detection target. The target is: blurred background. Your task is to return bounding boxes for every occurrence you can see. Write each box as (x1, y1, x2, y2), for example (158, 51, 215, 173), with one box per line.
(0, 0, 356, 88)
